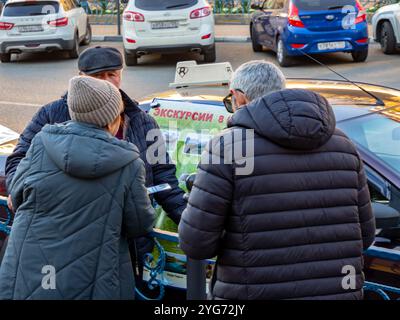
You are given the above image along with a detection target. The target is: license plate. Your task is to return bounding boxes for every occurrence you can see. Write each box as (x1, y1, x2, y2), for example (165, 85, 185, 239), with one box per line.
(18, 25, 44, 33)
(151, 21, 178, 30)
(317, 41, 346, 51)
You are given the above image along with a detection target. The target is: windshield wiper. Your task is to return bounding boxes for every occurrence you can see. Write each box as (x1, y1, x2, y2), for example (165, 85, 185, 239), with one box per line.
(295, 49, 385, 107)
(328, 6, 345, 10)
(166, 3, 189, 9)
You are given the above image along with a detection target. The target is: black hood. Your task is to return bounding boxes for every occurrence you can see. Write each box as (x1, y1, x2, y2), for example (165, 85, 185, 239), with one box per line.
(229, 89, 336, 150)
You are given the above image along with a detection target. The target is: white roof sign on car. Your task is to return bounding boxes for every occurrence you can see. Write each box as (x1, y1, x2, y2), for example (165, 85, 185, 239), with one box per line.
(169, 60, 233, 89)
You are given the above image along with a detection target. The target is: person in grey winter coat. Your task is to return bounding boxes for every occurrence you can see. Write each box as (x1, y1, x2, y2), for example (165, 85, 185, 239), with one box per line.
(178, 61, 375, 300)
(0, 76, 155, 300)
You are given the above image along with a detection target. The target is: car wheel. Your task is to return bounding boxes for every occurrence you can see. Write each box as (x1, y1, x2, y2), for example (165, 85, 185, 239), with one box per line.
(81, 23, 92, 46)
(124, 50, 138, 66)
(204, 46, 216, 63)
(251, 25, 262, 52)
(351, 48, 368, 62)
(68, 35, 80, 59)
(276, 37, 292, 67)
(380, 21, 396, 54)
(0, 53, 11, 63)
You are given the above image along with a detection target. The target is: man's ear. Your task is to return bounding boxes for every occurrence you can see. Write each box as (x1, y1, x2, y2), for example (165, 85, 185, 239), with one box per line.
(233, 90, 249, 109)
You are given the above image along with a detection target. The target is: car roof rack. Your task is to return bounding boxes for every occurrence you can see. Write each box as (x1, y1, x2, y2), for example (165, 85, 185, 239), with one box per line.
(169, 61, 233, 89)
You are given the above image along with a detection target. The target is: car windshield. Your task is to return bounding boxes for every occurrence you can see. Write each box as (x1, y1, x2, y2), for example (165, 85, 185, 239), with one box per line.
(2, 1, 60, 16)
(337, 111, 400, 176)
(293, 0, 356, 11)
(135, 0, 198, 11)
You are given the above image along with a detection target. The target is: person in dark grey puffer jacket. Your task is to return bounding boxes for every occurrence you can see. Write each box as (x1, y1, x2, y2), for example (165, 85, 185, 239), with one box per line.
(0, 76, 155, 300)
(178, 88, 376, 300)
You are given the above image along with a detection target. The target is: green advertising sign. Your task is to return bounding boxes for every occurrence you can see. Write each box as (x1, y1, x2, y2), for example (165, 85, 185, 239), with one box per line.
(144, 99, 229, 291)
(150, 99, 229, 232)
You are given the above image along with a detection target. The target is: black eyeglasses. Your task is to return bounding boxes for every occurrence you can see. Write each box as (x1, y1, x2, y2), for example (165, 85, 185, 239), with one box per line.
(223, 89, 244, 113)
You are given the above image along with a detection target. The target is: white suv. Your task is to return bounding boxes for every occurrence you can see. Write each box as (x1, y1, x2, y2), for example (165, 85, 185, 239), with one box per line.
(372, 2, 400, 54)
(122, 0, 215, 66)
(0, 0, 91, 63)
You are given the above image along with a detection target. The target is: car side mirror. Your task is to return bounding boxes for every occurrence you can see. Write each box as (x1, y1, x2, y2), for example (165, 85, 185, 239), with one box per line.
(185, 174, 196, 192)
(251, 4, 261, 10)
(372, 202, 400, 229)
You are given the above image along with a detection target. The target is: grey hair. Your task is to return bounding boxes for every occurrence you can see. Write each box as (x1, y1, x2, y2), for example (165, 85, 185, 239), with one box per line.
(230, 60, 286, 102)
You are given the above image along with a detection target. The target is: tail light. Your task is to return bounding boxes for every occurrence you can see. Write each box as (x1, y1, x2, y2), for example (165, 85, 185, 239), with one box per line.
(288, 1, 305, 28)
(355, 0, 366, 24)
(47, 17, 68, 27)
(356, 38, 368, 44)
(190, 7, 211, 19)
(126, 38, 136, 43)
(0, 22, 14, 30)
(201, 33, 212, 39)
(123, 11, 145, 22)
(291, 43, 306, 49)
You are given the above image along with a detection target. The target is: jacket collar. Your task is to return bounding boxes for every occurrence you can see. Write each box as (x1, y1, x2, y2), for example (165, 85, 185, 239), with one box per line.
(120, 89, 142, 115)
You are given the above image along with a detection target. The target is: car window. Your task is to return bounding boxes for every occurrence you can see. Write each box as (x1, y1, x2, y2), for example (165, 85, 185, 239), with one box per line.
(135, 0, 199, 11)
(293, 0, 356, 11)
(2, 1, 60, 16)
(338, 113, 400, 176)
(275, 0, 285, 10)
(263, 0, 276, 10)
(60, 0, 77, 11)
(263, 0, 285, 10)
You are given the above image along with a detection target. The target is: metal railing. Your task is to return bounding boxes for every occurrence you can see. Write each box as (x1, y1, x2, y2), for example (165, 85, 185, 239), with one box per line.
(178, 243, 400, 300)
(2, 198, 400, 300)
(364, 281, 400, 300)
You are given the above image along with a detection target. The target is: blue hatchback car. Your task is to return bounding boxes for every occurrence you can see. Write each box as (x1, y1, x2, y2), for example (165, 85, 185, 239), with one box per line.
(250, 0, 369, 67)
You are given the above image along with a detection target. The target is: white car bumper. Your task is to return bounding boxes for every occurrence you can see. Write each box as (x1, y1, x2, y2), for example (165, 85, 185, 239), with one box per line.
(123, 24, 215, 53)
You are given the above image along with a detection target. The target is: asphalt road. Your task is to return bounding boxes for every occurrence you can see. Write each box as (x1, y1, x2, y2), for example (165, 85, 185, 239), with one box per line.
(1, 41, 400, 133)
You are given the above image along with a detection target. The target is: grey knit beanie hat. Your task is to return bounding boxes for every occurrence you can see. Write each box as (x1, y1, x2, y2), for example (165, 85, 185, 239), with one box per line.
(67, 76, 123, 128)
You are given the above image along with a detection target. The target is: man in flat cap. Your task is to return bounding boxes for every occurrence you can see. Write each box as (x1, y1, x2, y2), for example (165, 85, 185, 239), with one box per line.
(5, 46, 186, 285)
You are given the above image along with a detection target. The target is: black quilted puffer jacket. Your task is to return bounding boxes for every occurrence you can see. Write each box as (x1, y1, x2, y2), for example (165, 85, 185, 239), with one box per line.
(178, 89, 376, 300)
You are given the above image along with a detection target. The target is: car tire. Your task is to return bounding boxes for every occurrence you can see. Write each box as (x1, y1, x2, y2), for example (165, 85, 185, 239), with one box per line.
(276, 37, 292, 67)
(0, 53, 11, 63)
(380, 21, 396, 54)
(251, 24, 262, 52)
(68, 35, 80, 59)
(124, 50, 138, 66)
(351, 48, 368, 62)
(81, 23, 92, 46)
(204, 46, 216, 63)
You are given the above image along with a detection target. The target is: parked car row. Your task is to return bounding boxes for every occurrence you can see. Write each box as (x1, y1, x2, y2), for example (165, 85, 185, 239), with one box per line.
(0, 0, 400, 65)
(0, 0, 91, 62)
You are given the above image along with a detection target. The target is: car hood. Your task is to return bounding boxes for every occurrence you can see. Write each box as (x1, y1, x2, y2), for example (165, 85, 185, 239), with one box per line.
(377, 3, 400, 14)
